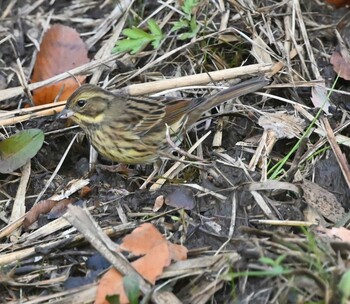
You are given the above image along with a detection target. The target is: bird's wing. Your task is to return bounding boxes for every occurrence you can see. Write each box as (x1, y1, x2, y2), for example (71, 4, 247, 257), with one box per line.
(122, 96, 192, 136)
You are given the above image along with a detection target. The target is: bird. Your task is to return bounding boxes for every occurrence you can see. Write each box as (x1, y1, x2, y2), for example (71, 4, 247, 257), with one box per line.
(58, 77, 268, 165)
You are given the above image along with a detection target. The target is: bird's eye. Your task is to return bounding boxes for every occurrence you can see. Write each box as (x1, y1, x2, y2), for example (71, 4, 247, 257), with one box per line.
(77, 99, 87, 107)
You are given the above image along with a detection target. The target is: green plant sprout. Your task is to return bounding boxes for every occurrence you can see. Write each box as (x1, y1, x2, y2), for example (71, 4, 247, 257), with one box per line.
(123, 274, 141, 304)
(113, 19, 163, 54)
(268, 76, 339, 179)
(225, 254, 292, 281)
(113, 0, 201, 54)
(339, 270, 350, 304)
(172, 0, 201, 40)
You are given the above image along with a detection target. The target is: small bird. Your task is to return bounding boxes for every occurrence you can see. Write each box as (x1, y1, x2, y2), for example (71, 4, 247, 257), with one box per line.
(58, 77, 268, 165)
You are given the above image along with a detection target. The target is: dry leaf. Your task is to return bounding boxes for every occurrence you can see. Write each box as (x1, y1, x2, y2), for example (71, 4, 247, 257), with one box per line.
(153, 195, 164, 212)
(131, 240, 171, 284)
(95, 223, 188, 304)
(300, 179, 346, 223)
(49, 179, 90, 201)
(258, 112, 305, 139)
(31, 24, 89, 105)
(79, 186, 92, 198)
(48, 198, 77, 219)
(168, 242, 189, 261)
(325, 0, 350, 7)
(96, 242, 171, 304)
(310, 82, 330, 114)
(330, 51, 350, 81)
(95, 268, 124, 304)
(23, 198, 75, 228)
(120, 223, 167, 255)
(250, 112, 306, 170)
(316, 226, 350, 243)
(165, 187, 195, 210)
(250, 36, 274, 65)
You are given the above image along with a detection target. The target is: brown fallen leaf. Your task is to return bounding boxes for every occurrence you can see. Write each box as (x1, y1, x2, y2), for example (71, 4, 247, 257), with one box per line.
(153, 195, 164, 212)
(168, 242, 188, 261)
(120, 223, 168, 255)
(79, 186, 92, 198)
(95, 268, 124, 304)
(95, 223, 188, 304)
(130, 240, 171, 285)
(300, 179, 346, 223)
(316, 226, 350, 243)
(47, 198, 78, 219)
(325, 0, 350, 7)
(249, 112, 305, 170)
(330, 51, 350, 81)
(31, 24, 89, 105)
(23, 198, 75, 229)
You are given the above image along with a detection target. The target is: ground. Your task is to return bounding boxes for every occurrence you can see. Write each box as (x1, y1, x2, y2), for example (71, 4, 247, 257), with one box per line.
(0, 0, 350, 303)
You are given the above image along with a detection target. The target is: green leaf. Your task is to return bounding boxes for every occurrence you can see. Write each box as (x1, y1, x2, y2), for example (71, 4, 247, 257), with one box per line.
(151, 35, 162, 49)
(151, 39, 161, 49)
(182, 0, 199, 17)
(275, 254, 288, 265)
(147, 19, 162, 37)
(267, 265, 285, 276)
(172, 20, 189, 31)
(259, 256, 276, 266)
(190, 16, 200, 33)
(114, 38, 149, 54)
(105, 294, 120, 304)
(339, 270, 350, 300)
(123, 274, 141, 304)
(178, 31, 196, 40)
(0, 129, 44, 173)
(123, 28, 152, 40)
(113, 20, 163, 54)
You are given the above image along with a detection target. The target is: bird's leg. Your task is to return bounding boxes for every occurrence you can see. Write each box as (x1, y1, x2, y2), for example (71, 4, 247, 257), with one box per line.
(164, 124, 205, 162)
(89, 145, 136, 176)
(89, 145, 98, 172)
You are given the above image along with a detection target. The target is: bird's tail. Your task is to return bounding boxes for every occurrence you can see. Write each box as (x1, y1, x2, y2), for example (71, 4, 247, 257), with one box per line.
(205, 77, 269, 109)
(188, 77, 269, 125)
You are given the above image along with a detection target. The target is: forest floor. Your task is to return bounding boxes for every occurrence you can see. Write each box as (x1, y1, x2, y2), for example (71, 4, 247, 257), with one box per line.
(0, 0, 350, 303)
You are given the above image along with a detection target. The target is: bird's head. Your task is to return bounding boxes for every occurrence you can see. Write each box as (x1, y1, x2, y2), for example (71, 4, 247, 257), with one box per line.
(58, 84, 114, 125)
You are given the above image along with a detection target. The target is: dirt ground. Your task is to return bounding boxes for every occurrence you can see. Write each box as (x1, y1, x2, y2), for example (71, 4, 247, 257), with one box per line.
(0, 0, 350, 303)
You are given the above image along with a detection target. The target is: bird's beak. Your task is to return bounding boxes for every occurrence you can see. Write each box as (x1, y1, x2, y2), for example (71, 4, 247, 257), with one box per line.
(57, 108, 74, 119)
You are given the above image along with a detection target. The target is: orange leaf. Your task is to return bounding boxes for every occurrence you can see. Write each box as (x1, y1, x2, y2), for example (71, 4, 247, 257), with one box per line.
(79, 186, 92, 198)
(95, 224, 188, 304)
(132, 240, 171, 285)
(95, 268, 127, 304)
(119, 223, 165, 255)
(31, 24, 89, 105)
(95, 242, 170, 304)
(325, 0, 350, 7)
(168, 242, 188, 261)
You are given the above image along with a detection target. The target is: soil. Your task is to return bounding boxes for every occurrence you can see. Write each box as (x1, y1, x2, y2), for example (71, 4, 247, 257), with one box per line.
(0, 0, 350, 303)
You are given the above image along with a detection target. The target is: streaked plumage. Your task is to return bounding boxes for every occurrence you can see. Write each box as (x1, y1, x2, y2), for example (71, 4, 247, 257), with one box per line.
(58, 77, 268, 164)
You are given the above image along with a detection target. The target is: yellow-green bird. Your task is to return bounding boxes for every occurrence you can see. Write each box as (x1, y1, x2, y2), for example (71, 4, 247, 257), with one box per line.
(58, 77, 268, 164)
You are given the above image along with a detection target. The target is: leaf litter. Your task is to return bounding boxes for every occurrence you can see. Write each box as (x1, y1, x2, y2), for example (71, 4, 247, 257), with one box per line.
(0, 1, 349, 303)
(31, 24, 90, 105)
